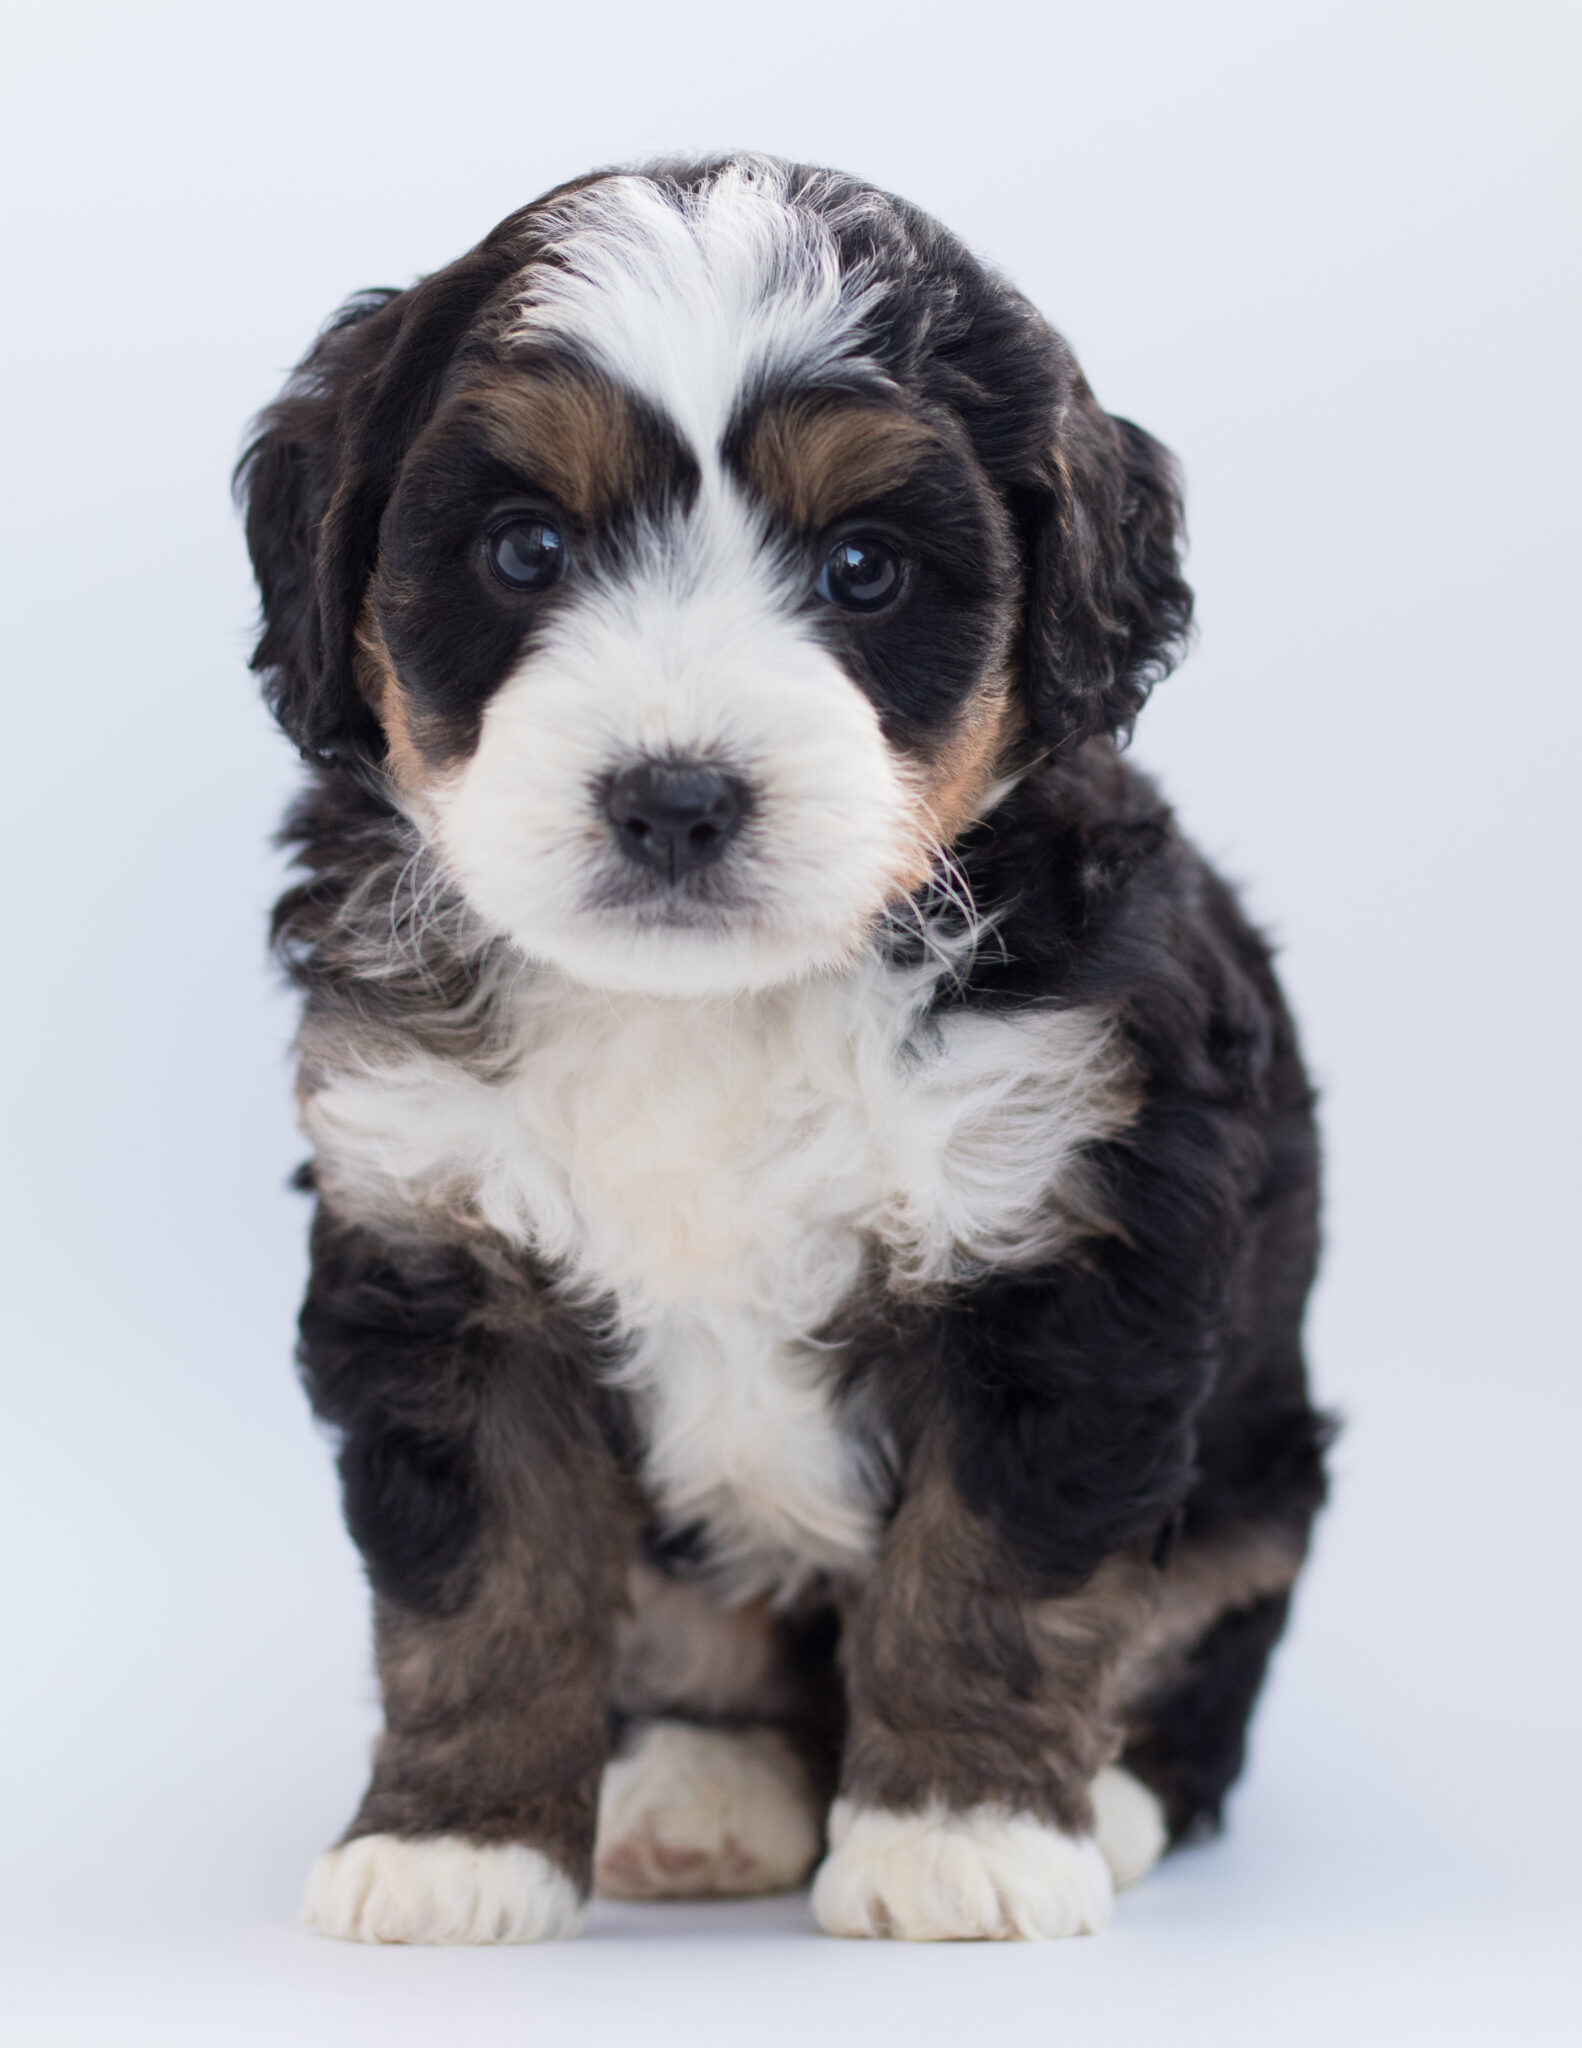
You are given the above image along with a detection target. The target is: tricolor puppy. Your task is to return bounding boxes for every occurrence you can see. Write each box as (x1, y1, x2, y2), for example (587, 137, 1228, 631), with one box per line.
(242, 154, 1329, 1944)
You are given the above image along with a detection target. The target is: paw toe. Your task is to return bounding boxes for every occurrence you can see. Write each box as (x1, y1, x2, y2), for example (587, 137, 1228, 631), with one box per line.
(1091, 1765, 1168, 1890)
(302, 1834, 584, 1944)
(811, 1800, 1113, 1941)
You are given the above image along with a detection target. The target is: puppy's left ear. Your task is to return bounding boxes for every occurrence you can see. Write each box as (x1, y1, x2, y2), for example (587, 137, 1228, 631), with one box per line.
(1019, 374, 1193, 748)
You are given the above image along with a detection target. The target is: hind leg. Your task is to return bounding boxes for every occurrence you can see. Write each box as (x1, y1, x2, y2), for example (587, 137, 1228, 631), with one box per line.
(1082, 1521, 1308, 1891)
(595, 1563, 841, 1899)
(1120, 1589, 1295, 1843)
(1089, 1762, 1170, 1889)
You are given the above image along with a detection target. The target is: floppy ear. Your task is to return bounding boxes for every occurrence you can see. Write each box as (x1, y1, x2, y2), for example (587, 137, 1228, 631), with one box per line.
(1019, 372, 1193, 748)
(236, 289, 399, 761)
(235, 220, 542, 763)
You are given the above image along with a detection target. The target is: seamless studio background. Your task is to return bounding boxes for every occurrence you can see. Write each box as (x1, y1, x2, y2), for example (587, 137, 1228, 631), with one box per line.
(2, 4, 1577, 2043)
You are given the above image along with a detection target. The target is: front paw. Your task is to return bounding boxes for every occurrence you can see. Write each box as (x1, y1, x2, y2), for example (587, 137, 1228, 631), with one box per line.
(302, 1834, 585, 1944)
(811, 1799, 1113, 1941)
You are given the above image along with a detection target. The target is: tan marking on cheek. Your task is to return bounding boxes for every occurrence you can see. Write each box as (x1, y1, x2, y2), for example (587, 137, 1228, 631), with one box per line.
(745, 401, 938, 530)
(887, 669, 1027, 894)
(926, 672, 1027, 842)
(356, 609, 438, 798)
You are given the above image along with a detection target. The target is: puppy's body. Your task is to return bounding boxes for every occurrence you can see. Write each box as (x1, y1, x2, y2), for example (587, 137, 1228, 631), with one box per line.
(301, 871, 1136, 1600)
(246, 156, 1328, 1943)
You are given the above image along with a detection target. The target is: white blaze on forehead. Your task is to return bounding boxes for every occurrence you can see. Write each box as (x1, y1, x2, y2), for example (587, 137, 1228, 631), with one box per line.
(513, 159, 889, 457)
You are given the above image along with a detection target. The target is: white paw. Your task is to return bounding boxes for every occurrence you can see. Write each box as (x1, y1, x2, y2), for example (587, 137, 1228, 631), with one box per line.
(1091, 1765, 1167, 1889)
(595, 1720, 822, 1899)
(302, 1833, 584, 1944)
(810, 1799, 1113, 1941)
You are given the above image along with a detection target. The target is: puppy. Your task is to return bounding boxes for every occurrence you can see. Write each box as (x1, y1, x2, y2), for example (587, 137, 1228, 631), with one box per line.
(241, 154, 1329, 1944)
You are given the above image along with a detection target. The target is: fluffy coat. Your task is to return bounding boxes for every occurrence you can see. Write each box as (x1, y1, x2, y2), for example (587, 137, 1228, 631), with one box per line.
(241, 154, 1329, 1944)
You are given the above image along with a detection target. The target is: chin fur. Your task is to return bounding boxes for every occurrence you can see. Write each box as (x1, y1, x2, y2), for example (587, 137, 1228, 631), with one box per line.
(512, 914, 871, 998)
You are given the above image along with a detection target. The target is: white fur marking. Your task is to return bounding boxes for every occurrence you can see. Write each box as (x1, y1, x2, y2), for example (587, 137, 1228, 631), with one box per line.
(811, 1799, 1113, 1941)
(305, 966, 1134, 1595)
(302, 1834, 583, 1944)
(515, 161, 888, 461)
(1090, 1765, 1167, 1890)
(428, 486, 916, 998)
(595, 1719, 822, 1898)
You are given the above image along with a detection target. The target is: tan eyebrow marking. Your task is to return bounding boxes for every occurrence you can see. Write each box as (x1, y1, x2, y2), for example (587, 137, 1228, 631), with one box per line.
(464, 368, 653, 520)
(742, 399, 939, 530)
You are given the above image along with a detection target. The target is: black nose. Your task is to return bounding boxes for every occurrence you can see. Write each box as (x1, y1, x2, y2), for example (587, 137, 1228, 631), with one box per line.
(604, 760, 748, 879)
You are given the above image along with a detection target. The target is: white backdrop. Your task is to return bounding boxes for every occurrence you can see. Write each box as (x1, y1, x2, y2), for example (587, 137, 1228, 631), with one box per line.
(2, 3, 1578, 2041)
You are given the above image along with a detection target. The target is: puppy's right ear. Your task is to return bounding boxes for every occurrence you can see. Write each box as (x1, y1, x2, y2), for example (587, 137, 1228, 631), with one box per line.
(235, 213, 545, 764)
(236, 290, 403, 762)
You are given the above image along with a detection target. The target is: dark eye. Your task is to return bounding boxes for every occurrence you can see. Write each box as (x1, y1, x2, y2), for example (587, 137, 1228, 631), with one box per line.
(487, 517, 567, 591)
(815, 536, 906, 613)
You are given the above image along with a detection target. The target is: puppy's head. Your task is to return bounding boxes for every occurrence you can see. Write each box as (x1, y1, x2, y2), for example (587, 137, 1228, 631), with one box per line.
(241, 157, 1190, 996)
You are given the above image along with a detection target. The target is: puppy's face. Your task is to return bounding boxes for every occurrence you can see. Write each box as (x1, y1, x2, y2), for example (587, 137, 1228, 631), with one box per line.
(244, 160, 1191, 996)
(369, 175, 1019, 996)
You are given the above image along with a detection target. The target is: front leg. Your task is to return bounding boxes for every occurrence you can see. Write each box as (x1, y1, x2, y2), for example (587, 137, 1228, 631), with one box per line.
(814, 1073, 1281, 1939)
(813, 1450, 1158, 1941)
(297, 1207, 632, 1944)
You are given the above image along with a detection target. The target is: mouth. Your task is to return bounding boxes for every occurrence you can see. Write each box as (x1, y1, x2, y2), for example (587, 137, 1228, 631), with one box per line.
(529, 850, 890, 996)
(580, 849, 758, 922)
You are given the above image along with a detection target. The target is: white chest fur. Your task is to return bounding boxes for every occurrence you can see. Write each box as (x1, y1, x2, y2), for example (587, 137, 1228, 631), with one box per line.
(304, 958, 1136, 1596)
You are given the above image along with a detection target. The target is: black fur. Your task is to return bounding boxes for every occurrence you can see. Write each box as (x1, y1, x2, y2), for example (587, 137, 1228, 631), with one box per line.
(377, 365, 703, 761)
(904, 758, 1327, 1590)
(299, 1211, 490, 1613)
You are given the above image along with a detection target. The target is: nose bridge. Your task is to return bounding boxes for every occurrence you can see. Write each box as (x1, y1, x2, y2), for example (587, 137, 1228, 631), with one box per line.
(597, 510, 792, 744)
(634, 464, 782, 655)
